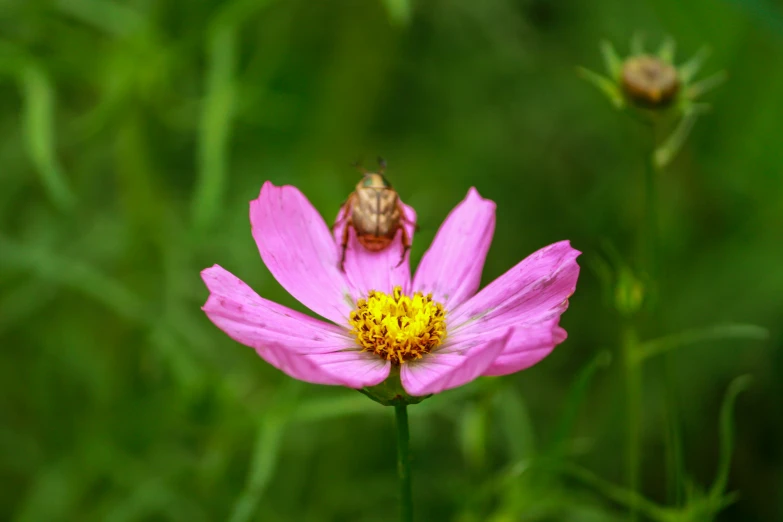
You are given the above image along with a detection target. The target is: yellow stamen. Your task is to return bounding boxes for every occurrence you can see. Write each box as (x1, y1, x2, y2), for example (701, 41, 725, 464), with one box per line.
(349, 286, 447, 364)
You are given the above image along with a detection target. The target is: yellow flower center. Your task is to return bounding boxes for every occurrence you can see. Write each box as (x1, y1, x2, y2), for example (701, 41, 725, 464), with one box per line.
(349, 286, 447, 364)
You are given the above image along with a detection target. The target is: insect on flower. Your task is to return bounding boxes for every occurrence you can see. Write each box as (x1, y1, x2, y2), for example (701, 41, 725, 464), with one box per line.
(333, 158, 416, 272)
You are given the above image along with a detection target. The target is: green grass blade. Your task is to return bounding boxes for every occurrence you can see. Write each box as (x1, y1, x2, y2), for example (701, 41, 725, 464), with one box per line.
(192, 24, 238, 230)
(561, 462, 672, 521)
(20, 64, 76, 212)
(710, 375, 753, 501)
(55, 0, 145, 37)
(292, 393, 384, 422)
(228, 381, 301, 522)
(494, 385, 535, 462)
(227, 416, 286, 522)
(547, 350, 612, 456)
(0, 235, 146, 322)
(634, 323, 769, 364)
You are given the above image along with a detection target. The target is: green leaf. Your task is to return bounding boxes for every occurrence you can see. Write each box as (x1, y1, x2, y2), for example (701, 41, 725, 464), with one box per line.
(654, 109, 700, 168)
(658, 36, 676, 64)
(687, 71, 728, 100)
(577, 66, 625, 109)
(678, 46, 711, 84)
(600, 40, 624, 79)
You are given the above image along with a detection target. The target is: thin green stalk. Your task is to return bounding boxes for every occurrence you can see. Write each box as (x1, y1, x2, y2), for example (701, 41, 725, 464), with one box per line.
(646, 124, 685, 504)
(622, 325, 642, 522)
(394, 404, 413, 522)
(622, 125, 661, 522)
(643, 127, 658, 306)
(663, 361, 684, 505)
(623, 123, 664, 521)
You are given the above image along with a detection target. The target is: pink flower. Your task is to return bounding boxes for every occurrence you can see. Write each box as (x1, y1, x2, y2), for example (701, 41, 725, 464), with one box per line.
(201, 182, 580, 396)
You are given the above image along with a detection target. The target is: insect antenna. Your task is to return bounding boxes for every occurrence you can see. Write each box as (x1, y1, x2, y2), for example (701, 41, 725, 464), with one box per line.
(377, 156, 387, 174)
(351, 158, 368, 174)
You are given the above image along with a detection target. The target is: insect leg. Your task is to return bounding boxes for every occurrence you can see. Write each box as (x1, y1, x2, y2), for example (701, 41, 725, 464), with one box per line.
(331, 194, 354, 232)
(399, 203, 421, 232)
(331, 206, 349, 231)
(339, 220, 351, 272)
(395, 227, 411, 268)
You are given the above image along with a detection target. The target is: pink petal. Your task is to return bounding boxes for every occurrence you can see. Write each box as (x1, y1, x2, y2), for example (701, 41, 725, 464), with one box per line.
(399, 328, 511, 396)
(412, 188, 495, 309)
(250, 182, 355, 325)
(260, 344, 390, 388)
(201, 265, 353, 354)
(305, 351, 391, 388)
(449, 240, 580, 330)
(202, 265, 390, 388)
(481, 320, 567, 377)
(334, 201, 417, 298)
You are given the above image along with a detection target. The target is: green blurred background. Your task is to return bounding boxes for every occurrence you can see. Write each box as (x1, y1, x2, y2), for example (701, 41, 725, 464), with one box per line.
(1, 0, 782, 520)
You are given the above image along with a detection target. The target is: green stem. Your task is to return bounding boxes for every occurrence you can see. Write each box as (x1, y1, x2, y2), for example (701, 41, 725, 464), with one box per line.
(623, 124, 660, 522)
(395, 404, 413, 522)
(643, 130, 658, 307)
(623, 325, 642, 522)
(645, 123, 684, 505)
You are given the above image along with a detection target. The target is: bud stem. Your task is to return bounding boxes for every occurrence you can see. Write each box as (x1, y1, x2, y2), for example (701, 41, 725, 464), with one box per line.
(621, 324, 642, 522)
(648, 131, 686, 506)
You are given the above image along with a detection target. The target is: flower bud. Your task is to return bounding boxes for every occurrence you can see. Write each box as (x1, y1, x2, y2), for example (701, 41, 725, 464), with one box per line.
(614, 268, 645, 317)
(579, 35, 726, 166)
(621, 55, 679, 108)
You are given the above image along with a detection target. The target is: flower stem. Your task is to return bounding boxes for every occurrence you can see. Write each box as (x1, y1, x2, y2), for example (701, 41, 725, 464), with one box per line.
(395, 403, 413, 522)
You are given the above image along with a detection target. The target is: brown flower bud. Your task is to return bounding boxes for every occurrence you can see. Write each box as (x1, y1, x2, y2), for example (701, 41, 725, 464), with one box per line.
(621, 55, 679, 108)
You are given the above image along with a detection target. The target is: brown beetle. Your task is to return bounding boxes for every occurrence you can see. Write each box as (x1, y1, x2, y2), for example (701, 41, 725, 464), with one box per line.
(333, 159, 415, 271)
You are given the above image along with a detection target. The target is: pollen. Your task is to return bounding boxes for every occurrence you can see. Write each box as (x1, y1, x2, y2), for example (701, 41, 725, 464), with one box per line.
(349, 286, 447, 364)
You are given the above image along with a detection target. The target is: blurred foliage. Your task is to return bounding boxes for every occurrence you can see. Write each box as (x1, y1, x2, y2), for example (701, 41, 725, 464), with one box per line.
(1, 0, 782, 521)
